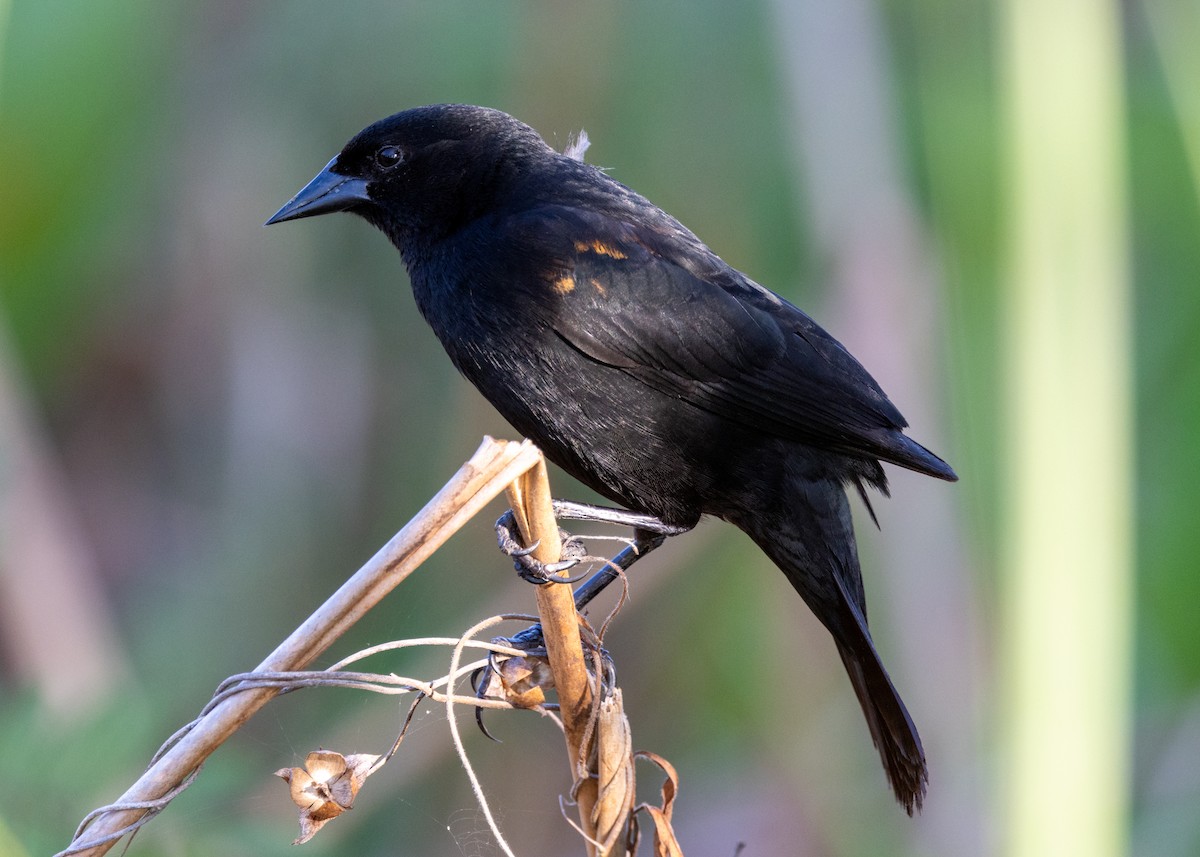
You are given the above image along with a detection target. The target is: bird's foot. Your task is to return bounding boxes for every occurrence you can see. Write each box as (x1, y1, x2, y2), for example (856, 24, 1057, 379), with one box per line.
(471, 614, 614, 739)
(495, 510, 588, 584)
(496, 499, 691, 599)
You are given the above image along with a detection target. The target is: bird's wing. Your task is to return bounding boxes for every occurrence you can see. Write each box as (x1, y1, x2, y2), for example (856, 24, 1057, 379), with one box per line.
(500, 205, 955, 479)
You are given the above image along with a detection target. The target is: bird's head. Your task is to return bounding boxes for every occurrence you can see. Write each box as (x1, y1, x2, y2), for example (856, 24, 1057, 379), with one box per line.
(266, 104, 552, 249)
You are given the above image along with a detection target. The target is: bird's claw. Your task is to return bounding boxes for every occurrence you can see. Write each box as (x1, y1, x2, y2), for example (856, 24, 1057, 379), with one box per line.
(496, 511, 587, 584)
(506, 540, 540, 559)
(513, 548, 584, 585)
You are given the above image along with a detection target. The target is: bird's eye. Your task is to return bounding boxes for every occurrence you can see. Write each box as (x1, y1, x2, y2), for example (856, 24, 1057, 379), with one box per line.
(374, 145, 404, 169)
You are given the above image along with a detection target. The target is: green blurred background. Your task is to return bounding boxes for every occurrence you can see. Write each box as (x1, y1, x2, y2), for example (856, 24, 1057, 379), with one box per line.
(0, 1, 1195, 855)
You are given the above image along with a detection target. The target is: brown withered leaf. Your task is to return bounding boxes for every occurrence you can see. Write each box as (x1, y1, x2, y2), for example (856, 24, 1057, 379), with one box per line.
(274, 749, 381, 844)
(634, 750, 684, 857)
(592, 690, 635, 855)
(489, 653, 554, 709)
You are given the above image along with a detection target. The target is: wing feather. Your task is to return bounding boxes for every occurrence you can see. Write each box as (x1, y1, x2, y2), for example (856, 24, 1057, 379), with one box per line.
(500, 204, 955, 480)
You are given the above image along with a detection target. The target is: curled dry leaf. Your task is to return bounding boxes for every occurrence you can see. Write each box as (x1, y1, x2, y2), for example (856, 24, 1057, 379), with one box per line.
(592, 689, 635, 856)
(487, 653, 554, 709)
(634, 750, 684, 857)
(274, 749, 381, 844)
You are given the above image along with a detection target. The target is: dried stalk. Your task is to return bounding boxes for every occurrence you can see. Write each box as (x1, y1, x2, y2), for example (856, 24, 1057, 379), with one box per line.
(505, 457, 602, 855)
(60, 437, 543, 857)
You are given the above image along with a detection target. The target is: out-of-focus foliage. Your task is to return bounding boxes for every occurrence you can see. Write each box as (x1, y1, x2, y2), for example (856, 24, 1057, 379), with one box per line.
(0, 1, 1196, 855)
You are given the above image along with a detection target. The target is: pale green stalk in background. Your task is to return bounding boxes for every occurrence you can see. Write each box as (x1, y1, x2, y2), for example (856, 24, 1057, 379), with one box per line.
(1000, 0, 1133, 855)
(1143, 0, 1200, 202)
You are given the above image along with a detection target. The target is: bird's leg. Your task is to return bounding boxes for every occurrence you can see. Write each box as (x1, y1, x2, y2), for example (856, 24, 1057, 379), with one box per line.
(550, 499, 692, 536)
(492, 496, 691, 628)
(495, 500, 688, 584)
(546, 500, 690, 611)
(568, 525, 675, 610)
(476, 524, 667, 725)
(482, 506, 688, 736)
(497, 520, 685, 652)
(494, 499, 689, 642)
(501, 526, 670, 655)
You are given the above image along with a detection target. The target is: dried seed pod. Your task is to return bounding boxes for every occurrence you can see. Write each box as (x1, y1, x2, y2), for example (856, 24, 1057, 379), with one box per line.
(274, 750, 380, 844)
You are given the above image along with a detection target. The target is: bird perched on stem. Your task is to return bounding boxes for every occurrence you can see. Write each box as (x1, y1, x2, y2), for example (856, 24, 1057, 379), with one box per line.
(267, 104, 957, 813)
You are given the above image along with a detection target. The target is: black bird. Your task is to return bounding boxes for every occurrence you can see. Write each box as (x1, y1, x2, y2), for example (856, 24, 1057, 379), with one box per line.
(267, 104, 956, 813)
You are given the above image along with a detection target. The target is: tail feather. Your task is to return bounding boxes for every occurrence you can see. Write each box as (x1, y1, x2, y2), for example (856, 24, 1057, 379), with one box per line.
(832, 571, 927, 814)
(730, 474, 928, 812)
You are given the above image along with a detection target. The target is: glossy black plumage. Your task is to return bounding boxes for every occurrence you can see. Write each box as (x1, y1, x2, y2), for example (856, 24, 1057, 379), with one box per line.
(268, 104, 956, 813)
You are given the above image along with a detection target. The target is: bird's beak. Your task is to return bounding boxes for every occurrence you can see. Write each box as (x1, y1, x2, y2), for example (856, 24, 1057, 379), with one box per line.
(264, 158, 371, 225)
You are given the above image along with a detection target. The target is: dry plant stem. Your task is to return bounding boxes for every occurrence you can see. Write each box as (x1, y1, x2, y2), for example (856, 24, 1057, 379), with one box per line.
(60, 437, 543, 857)
(195, 665, 516, 712)
(505, 457, 601, 855)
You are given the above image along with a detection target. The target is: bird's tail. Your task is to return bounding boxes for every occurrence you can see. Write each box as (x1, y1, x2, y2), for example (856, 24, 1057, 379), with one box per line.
(829, 573, 927, 814)
(730, 476, 927, 812)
